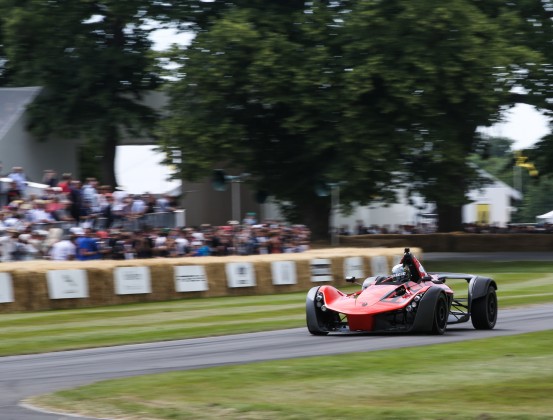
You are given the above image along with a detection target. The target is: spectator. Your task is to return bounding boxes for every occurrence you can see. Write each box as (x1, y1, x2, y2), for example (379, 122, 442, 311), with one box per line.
(134, 230, 154, 259)
(174, 229, 190, 256)
(41, 169, 58, 187)
(152, 229, 170, 257)
(68, 180, 84, 223)
(6, 181, 22, 204)
(49, 234, 77, 261)
(0, 162, 6, 208)
(26, 200, 55, 225)
(7, 166, 27, 197)
(190, 240, 210, 256)
(0, 228, 20, 262)
(158, 194, 179, 213)
(57, 173, 72, 194)
(74, 227, 101, 261)
(99, 193, 117, 229)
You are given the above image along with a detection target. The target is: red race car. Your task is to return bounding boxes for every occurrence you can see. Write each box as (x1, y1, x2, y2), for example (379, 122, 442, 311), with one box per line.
(306, 248, 497, 335)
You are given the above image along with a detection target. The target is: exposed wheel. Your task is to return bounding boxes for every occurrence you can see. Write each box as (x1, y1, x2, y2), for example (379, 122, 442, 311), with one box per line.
(471, 286, 497, 329)
(306, 287, 329, 335)
(431, 293, 448, 335)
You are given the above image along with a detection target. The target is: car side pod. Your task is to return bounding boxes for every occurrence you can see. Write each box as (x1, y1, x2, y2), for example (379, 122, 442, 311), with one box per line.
(410, 286, 451, 335)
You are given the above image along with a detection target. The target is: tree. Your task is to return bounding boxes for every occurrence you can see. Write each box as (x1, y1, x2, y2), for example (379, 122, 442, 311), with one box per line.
(158, 2, 407, 238)
(0, 3, 14, 86)
(342, 0, 539, 231)
(0, 0, 172, 186)
(159, 0, 539, 235)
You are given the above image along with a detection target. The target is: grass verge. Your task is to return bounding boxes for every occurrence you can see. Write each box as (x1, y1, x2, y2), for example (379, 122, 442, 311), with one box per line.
(29, 330, 553, 420)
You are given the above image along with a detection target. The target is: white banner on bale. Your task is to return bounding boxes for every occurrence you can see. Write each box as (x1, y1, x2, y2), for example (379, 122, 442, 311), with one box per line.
(344, 256, 364, 279)
(46, 270, 88, 299)
(271, 261, 297, 285)
(311, 258, 332, 282)
(114, 266, 151, 295)
(174, 265, 209, 292)
(0, 272, 14, 303)
(371, 256, 389, 276)
(226, 262, 256, 288)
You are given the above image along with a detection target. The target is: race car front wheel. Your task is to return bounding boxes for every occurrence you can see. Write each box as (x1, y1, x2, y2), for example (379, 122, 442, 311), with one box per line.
(471, 286, 497, 330)
(432, 293, 448, 335)
(306, 287, 330, 335)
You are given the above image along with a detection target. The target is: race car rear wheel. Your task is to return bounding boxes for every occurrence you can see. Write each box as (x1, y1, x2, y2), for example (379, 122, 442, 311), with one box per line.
(431, 293, 448, 335)
(471, 286, 497, 330)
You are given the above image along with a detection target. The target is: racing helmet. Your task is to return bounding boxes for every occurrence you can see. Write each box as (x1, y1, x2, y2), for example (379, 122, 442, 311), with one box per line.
(391, 264, 410, 282)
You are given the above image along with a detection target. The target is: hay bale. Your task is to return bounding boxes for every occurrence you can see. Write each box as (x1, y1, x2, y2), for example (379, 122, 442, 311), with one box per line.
(0, 247, 419, 313)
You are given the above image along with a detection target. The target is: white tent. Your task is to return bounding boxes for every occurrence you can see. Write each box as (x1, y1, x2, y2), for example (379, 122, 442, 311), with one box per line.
(536, 210, 553, 223)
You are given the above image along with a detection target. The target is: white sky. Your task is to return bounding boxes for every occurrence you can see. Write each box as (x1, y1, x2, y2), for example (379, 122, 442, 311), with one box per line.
(115, 29, 552, 194)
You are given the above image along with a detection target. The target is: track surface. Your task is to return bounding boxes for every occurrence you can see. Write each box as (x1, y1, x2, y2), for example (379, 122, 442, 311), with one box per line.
(1, 303, 553, 419)
(2, 252, 552, 418)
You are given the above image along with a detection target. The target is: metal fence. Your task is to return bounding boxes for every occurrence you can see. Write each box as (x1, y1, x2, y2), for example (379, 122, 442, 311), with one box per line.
(29, 210, 186, 234)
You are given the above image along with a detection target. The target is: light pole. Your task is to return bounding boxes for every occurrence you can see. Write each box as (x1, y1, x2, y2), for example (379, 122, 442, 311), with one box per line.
(329, 182, 342, 247)
(231, 177, 241, 222)
(212, 170, 250, 222)
(315, 181, 344, 246)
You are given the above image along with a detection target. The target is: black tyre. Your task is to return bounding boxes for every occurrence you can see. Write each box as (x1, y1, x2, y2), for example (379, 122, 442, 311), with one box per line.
(431, 293, 448, 335)
(306, 287, 329, 335)
(471, 286, 497, 330)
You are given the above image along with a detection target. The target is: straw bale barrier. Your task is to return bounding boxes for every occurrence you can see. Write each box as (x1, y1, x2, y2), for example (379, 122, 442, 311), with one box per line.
(0, 247, 418, 313)
(341, 233, 553, 252)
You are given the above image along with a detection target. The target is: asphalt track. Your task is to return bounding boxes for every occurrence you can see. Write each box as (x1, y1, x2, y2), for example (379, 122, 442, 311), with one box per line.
(1, 251, 552, 419)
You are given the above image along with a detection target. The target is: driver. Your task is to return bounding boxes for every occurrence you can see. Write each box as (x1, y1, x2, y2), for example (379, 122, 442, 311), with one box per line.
(391, 264, 411, 283)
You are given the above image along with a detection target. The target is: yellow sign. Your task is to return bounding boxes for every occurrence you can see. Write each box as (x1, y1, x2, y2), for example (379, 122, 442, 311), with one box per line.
(476, 204, 490, 225)
(515, 151, 539, 177)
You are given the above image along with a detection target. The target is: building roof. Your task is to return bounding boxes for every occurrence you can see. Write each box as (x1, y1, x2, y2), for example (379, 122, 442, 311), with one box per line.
(0, 87, 42, 140)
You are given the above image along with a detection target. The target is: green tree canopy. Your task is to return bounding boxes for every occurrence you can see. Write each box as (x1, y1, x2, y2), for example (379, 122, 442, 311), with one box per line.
(0, 0, 174, 186)
(158, 0, 539, 236)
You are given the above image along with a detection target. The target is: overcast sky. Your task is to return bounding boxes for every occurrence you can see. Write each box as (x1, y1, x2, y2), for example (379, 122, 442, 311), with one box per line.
(115, 29, 552, 195)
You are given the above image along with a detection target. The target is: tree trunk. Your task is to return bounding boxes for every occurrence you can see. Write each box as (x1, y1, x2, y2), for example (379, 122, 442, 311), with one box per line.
(434, 124, 476, 233)
(436, 202, 463, 232)
(297, 197, 331, 242)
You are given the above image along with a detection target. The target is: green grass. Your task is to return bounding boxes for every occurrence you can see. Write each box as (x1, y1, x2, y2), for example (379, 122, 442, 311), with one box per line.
(29, 331, 553, 419)
(1, 260, 552, 357)
(426, 260, 553, 307)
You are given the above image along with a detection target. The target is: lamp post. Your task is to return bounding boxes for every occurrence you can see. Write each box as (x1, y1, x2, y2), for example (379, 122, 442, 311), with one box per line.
(212, 170, 250, 222)
(315, 181, 344, 246)
(329, 182, 342, 247)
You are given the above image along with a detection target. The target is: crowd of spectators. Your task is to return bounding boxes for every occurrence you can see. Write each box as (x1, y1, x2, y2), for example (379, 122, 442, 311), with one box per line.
(347, 221, 437, 235)
(0, 167, 312, 262)
(343, 220, 553, 235)
(462, 222, 553, 234)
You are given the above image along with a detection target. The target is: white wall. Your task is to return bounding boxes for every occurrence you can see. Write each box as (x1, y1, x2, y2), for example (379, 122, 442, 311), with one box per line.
(0, 111, 78, 182)
(463, 184, 516, 227)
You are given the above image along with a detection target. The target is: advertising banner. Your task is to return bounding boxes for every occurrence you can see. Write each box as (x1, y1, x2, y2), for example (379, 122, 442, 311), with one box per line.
(0, 272, 14, 303)
(46, 270, 89, 299)
(344, 256, 364, 279)
(371, 255, 389, 276)
(310, 258, 332, 282)
(226, 262, 256, 288)
(174, 265, 209, 292)
(270, 261, 297, 285)
(114, 266, 151, 295)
